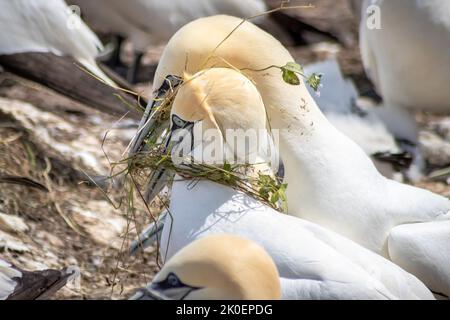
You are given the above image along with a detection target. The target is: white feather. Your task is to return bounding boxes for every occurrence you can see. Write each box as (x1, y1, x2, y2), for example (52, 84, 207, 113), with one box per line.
(0, 259, 21, 300)
(147, 15, 450, 296)
(160, 177, 433, 300)
(0, 0, 113, 85)
(71, 0, 267, 51)
(389, 221, 450, 296)
(304, 59, 401, 156)
(360, 0, 450, 113)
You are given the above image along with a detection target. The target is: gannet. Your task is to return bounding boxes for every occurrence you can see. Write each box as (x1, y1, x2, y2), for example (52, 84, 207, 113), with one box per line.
(70, 0, 267, 82)
(0, 0, 113, 85)
(129, 15, 450, 296)
(131, 234, 281, 300)
(358, 0, 450, 167)
(135, 67, 433, 300)
(0, 259, 77, 300)
(304, 59, 410, 180)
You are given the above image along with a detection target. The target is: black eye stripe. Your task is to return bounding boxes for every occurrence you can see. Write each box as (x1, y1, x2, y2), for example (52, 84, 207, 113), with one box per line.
(172, 115, 186, 129)
(153, 75, 183, 98)
(151, 272, 203, 300)
(171, 115, 195, 130)
(154, 272, 184, 289)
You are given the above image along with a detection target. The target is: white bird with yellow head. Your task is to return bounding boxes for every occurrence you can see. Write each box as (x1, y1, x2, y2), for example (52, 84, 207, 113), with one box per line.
(131, 234, 281, 300)
(129, 15, 450, 297)
(133, 66, 433, 300)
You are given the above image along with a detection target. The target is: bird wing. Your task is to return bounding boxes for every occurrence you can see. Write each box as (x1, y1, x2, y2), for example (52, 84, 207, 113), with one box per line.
(298, 219, 434, 300)
(161, 178, 428, 299)
(389, 221, 450, 297)
(416, 0, 450, 32)
(98, 0, 267, 45)
(385, 179, 450, 224)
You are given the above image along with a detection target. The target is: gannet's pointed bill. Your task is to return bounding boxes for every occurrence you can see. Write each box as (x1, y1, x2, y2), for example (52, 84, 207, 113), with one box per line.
(131, 235, 281, 300)
(129, 287, 169, 300)
(143, 166, 172, 206)
(129, 211, 168, 256)
(142, 67, 271, 204)
(129, 75, 182, 156)
(133, 273, 202, 300)
(142, 113, 196, 204)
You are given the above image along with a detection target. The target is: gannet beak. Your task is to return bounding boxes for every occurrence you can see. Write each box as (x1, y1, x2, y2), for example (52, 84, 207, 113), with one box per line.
(143, 115, 195, 204)
(141, 126, 176, 203)
(129, 75, 182, 156)
(143, 163, 174, 206)
(129, 287, 169, 300)
(129, 211, 168, 256)
(130, 279, 200, 300)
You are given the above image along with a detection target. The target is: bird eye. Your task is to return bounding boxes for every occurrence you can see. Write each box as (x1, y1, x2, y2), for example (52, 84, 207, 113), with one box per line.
(167, 273, 180, 287)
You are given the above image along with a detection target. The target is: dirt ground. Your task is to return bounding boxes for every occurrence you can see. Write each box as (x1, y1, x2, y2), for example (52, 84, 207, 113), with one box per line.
(0, 73, 164, 299)
(0, 1, 449, 300)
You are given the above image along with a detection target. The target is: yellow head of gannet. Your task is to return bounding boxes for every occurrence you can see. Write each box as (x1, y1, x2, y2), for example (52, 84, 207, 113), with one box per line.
(172, 68, 266, 135)
(131, 234, 281, 300)
(143, 67, 277, 201)
(129, 14, 323, 156)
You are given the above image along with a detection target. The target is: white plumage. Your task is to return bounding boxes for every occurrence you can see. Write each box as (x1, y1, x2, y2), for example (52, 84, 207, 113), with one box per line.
(70, 0, 267, 53)
(0, 0, 113, 85)
(143, 67, 433, 300)
(0, 260, 21, 300)
(132, 15, 450, 296)
(389, 221, 450, 296)
(70, 0, 267, 82)
(359, 0, 450, 142)
(304, 59, 405, 179)
(161, 176, 432, 300)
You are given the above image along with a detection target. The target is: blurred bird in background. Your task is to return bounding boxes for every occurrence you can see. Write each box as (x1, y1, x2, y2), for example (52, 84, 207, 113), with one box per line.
(69, 0, 269, 83)
(357, 0, 450, 179)
(304, 59, 411, 181)
(0, 0, 113, 85)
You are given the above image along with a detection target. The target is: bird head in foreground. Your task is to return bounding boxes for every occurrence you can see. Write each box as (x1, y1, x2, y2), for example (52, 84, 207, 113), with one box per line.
(143, 67, 278, 202)
(169, 68, 268, 154)
(130, 234, 281, 300)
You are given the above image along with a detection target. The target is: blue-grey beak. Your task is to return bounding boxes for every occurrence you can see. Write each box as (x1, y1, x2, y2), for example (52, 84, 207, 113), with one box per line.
(128, 75, 182, 205)
(129, 75, 182, 156)
(129, 211, 168, 256)
(141, 114, 195, 205)
(129, 287, 169, 300)
(130, 273, 201, 300)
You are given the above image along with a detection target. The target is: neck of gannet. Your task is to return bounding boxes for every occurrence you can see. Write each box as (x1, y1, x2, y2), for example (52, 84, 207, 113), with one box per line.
(153, 13, 357, 201)
(164, 174, 264, 260)
(260, 80, 361, 212)
(235, 68, 338, 171)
